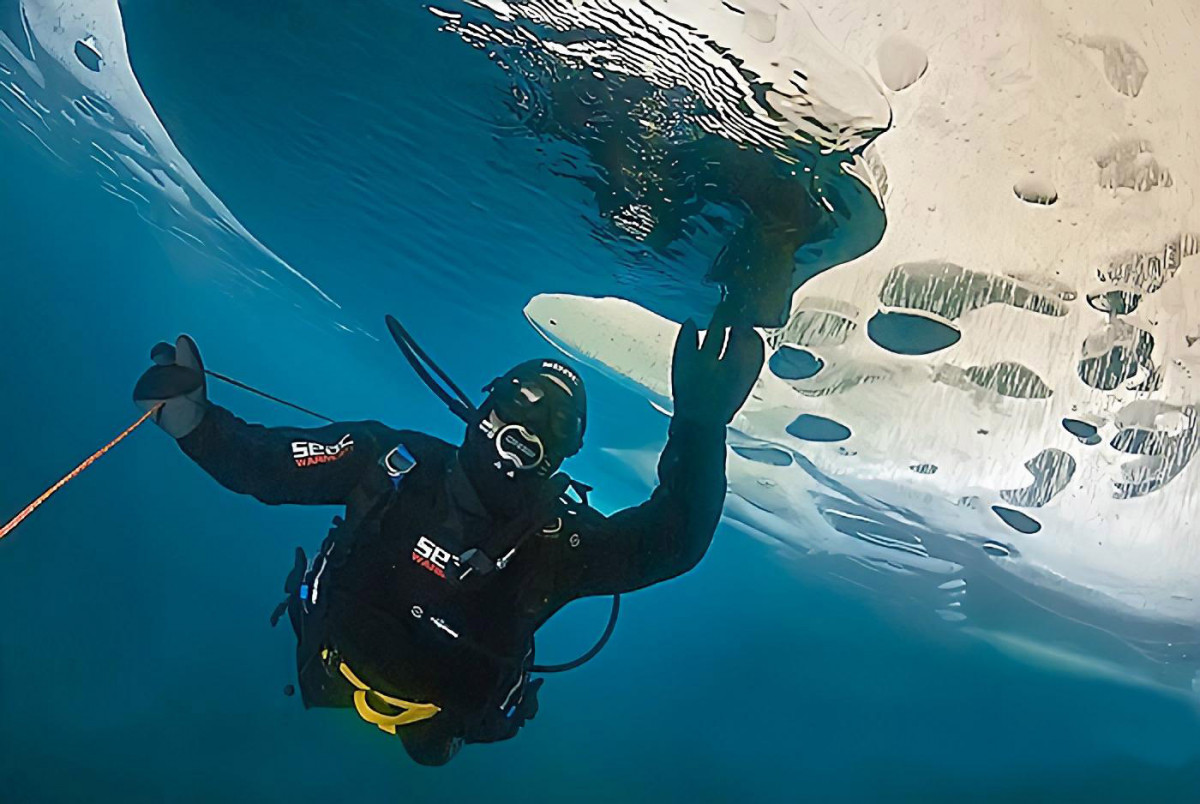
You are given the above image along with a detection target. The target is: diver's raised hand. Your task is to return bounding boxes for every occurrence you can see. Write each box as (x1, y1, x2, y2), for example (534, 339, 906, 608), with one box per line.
(133, 335, 209, 439)
(670, 316, 764, 427)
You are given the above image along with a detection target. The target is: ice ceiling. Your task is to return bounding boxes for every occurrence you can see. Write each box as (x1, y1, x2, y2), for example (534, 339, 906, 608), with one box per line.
(509, 0, 1200, 689)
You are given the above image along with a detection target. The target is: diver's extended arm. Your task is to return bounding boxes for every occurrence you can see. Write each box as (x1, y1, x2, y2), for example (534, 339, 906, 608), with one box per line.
(134, 335, 394, 505)
(564, 320, 763, 597)
(568, 417, 728, 596)
(176, 405, 392, 505)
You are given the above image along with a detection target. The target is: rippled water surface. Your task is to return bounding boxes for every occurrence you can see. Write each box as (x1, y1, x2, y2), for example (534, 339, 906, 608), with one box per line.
(1, 1, 1198, 800)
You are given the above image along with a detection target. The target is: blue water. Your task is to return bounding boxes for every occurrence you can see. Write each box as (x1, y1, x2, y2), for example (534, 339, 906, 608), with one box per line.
(1, 2, 1197, 801)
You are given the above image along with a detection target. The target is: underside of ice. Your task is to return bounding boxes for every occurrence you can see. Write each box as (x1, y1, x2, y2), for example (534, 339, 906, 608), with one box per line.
(0, 0, 335, 307)
(519, 0, 1200, 694)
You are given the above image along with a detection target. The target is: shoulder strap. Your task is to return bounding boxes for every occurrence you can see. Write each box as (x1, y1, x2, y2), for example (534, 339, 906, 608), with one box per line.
(345, 431, 450, 533)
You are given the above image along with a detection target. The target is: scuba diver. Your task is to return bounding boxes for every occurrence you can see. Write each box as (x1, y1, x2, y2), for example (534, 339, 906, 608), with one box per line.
(132, 315, 764, 766)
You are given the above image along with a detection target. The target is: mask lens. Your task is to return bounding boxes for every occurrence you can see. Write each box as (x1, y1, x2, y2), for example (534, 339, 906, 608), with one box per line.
(492, 379, 534, 420)
(487, 377, 582, 462)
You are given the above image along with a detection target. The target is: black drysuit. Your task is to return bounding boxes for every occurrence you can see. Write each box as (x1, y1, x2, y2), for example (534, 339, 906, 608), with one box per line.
(176, 405, 727, 763)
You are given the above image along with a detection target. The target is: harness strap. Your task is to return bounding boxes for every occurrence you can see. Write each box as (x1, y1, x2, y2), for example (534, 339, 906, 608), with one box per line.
(456, 473, 572, 583)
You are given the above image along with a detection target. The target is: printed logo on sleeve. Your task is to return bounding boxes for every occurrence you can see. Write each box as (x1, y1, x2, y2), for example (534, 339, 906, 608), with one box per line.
(291, 434, 355, 468)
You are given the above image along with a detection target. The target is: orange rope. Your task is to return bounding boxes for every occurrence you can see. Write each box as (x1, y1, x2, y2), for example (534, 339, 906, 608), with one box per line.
(0, 404, 163, 541)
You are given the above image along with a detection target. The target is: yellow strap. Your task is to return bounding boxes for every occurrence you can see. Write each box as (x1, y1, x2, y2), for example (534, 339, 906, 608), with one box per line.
(335, 659, 441, 734)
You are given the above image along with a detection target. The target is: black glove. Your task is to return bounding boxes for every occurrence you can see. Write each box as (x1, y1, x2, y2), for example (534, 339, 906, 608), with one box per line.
(670, 316, 764, 427)
(133, 335, 209, 439)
